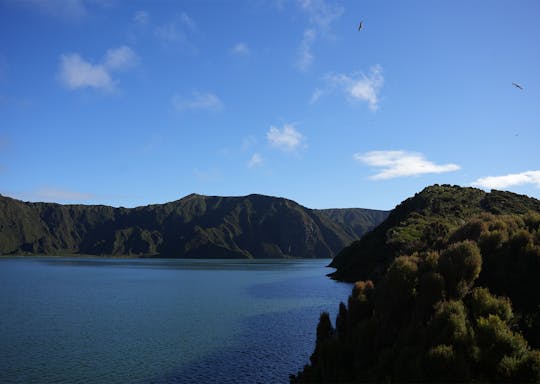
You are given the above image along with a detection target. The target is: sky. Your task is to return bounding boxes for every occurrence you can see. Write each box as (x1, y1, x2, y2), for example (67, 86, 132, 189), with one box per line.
(1, 0, 539, 210)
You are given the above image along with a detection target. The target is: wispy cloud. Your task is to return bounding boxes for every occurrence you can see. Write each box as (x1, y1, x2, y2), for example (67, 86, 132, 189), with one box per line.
(172, 91, 224, 112)
(248, 153, 264, 168)
(355, 150, 460, 180)
(297, 29, 316, 70)
(295, 0, 343, 70)
(231, 42, 250, 56)
(242, 135, 258, 151)
(310, 87, 324, 104)
(103, 46, 139, 71)
(267, 124, 305, 152)
(155, 12, 198, 53)
(58, 46, 138, 92)
(133, 10, 149, 26)
(471, 171, 540, 190)
(297, 0, 344, 29)
(326, 65, 384, 111)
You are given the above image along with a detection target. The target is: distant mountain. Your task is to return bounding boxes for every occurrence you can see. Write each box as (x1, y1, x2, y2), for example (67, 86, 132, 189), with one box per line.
(0, 193, 388, 258)
(329, 184, 540, 282)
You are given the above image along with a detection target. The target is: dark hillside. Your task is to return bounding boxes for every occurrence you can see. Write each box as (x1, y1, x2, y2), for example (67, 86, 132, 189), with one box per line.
(0, 193, 387, 259)
(292, 186, 540, 383)
(330, 185, 540, 282)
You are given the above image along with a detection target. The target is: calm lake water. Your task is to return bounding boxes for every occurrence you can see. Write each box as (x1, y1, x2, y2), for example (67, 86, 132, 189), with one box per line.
(0, 258, 352, 383)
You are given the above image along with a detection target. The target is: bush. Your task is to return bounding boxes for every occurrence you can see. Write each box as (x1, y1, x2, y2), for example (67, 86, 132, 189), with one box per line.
(438, 241, 482, 298)
(424, 344, 470, 382)
(468, 287, 513, 323)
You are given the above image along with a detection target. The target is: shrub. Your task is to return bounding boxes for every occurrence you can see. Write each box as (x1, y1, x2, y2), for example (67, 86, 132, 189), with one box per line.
(438, 241, 482, 298)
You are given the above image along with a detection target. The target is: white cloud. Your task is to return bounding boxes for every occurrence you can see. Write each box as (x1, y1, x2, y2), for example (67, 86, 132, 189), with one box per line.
(58, 54, 113, 91)
(327, 65, 384, 111)
(171, 91, 224, 112)
(355, 150, 460, 180)
(231, 42, 250, 56)
(248, 153, 264, 168)
(104, 46, 138, 71)
(471, 171, 540, 190)
(58, 46, 138, 91)
(267, 124, 304, 151)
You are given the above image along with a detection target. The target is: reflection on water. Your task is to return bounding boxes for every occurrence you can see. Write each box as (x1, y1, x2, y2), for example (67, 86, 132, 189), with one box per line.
(0, 257, 351, 383)
(40, 257, 328, 271)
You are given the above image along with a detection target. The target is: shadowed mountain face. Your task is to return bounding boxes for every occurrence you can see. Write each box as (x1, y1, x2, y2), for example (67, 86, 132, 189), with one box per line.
(329, 184, 540, 282)
(0, 193, 388, 259)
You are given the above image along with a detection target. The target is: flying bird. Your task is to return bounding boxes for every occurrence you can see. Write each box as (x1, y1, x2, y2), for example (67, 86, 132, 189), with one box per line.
(358, 20, 363, 31)
(512, 82, 524, 90)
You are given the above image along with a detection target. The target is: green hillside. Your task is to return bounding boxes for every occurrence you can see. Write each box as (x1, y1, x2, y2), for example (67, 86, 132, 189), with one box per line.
(292, 185, 540, 383)
(0, 193, 388, 259)
(330, 185, 540, 282)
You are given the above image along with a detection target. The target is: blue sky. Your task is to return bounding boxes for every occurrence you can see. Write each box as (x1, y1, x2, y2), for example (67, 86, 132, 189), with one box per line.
(1, 0, 539, 210)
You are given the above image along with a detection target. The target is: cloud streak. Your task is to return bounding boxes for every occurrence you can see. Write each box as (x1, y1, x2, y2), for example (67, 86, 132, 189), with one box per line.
(172, 91, 224, 112)
(355, 150, 460, 180)
(297, 29, 316, 70)
(267, 124, 305, 151)
(295, 0, 343, 70)
(155, 12, 198, 53)
(58, 46, 138, 91)
(471, 171, 540, 190)
(133, 10, 149, 26)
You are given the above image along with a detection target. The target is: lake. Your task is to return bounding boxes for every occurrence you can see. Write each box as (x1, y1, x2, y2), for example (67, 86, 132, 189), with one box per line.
(0, 258, 352, 383)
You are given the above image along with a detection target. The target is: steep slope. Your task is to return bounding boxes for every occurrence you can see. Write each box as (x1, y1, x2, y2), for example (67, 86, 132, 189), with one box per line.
(329, 184, 540, 282)
(292, 185, 540, 383)
(316, 208, 389, 240)
(0, 193, 387, 258)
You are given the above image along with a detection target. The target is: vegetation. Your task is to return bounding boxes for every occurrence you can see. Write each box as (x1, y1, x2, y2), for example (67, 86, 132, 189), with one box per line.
(0, 193, 388, 258)
(330, 185, 540, 282)
(292, 186, 540, 383)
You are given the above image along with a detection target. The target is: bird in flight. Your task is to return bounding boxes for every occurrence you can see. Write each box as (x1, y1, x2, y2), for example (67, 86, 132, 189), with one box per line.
(358, 20, 363, 31)
(512, 82, 524, 90)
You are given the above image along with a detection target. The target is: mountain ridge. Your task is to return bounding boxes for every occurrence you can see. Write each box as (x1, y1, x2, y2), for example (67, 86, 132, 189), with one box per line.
(0, 193, 388, 259)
